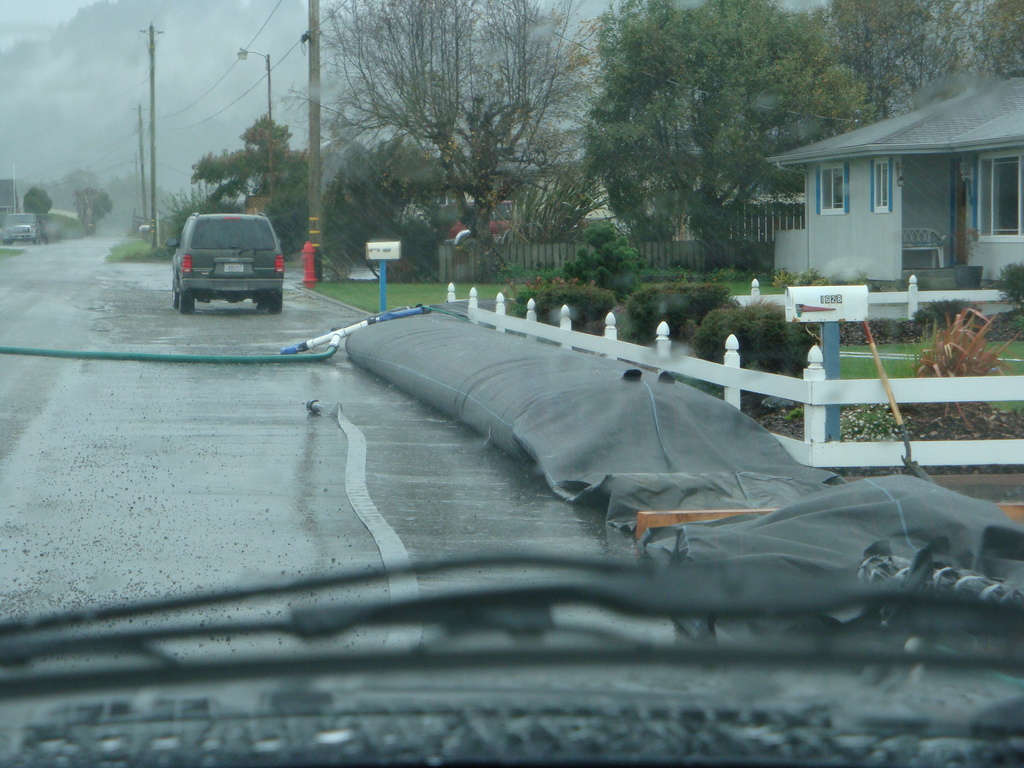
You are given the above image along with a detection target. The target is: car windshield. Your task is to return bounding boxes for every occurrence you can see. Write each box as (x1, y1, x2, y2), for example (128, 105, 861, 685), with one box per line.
(190, 217, 277, 250)
(2, 0, 1024, 766)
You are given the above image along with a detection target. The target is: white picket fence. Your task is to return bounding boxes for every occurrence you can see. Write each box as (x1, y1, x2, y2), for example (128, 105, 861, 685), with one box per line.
(449, 284, 1024, 469)
(734, 275, 1009, 318)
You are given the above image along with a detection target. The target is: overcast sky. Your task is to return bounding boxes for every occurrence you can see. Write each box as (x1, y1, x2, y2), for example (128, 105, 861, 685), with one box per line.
(0, 0, 313, 212)
(0, 0, 822, 218)
(0, 0, 615, 212)
(0, 1, 87, 51)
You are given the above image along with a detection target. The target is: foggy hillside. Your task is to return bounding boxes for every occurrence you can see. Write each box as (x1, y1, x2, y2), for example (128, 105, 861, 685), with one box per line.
(0, 0, 309, 231)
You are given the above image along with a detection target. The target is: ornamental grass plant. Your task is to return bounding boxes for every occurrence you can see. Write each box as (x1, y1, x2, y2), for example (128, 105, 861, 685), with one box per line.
(916, 307, 1016, 425)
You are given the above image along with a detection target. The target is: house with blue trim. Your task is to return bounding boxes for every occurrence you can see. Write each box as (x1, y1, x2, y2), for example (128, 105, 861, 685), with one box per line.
(769, 79, 1024, 285)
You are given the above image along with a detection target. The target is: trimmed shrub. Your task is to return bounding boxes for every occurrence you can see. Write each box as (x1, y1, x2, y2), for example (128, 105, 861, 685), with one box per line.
(692, 303, 816, 376)
(515, 280, 616, 335)
(997, 262, 1024, 312)
(913, 299, 976, 331)
(625, 282, 737, 344)
(560, 221, 643, 298)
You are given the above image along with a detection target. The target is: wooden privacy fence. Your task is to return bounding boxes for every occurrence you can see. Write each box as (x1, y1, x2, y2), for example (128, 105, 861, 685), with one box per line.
(438, 241, 773, 283)
(447, 285, 1023, 470)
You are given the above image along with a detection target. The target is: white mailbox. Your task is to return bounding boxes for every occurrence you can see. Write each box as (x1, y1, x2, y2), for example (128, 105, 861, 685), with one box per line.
(785, 285, 869, 323)
(366, 241, 401, 261)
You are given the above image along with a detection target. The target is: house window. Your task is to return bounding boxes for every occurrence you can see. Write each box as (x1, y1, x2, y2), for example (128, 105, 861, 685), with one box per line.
(980, 155, 1022, 235)
(872, 158, 891, 213)
(819, 163, 847, 214)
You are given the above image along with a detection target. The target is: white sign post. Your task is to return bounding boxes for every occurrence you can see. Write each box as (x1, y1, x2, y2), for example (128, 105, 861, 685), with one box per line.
(366, 241, 401, 312)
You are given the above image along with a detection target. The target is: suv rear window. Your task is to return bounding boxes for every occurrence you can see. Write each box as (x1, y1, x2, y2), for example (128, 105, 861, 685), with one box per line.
(191, 218, 276, 250)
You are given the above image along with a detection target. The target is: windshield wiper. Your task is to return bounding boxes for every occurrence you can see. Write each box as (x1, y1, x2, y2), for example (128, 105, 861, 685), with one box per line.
(2, 555, 1024, 671)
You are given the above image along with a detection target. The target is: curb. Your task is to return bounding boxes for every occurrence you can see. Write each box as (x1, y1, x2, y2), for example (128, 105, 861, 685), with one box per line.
(289, 281, 370, 317)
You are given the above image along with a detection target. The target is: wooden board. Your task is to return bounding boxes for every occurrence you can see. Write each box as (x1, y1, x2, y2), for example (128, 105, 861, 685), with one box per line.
(636, 503, 1024, 539)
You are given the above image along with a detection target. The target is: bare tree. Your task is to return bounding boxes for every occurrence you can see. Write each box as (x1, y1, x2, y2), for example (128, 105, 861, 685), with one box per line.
(322, 0, 588, 245)
(821, 0, 976, 119)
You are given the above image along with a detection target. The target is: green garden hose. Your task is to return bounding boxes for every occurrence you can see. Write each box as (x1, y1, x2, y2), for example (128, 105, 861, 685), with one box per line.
(0, 342, 340, 364)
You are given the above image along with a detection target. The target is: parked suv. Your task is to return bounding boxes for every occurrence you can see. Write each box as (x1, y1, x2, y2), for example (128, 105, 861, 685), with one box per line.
(2, 213, 42, 245)
(169, 213, 284, 314)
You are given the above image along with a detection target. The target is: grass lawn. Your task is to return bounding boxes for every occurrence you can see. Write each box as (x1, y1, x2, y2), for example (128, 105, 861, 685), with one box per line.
(107, 239, 161, 263)
(841, 341, 1024, 379)
(842, 341, 1024, 413)
(313, 281, 507, 313)
(720, 280, 785, 296)
(0, 248, 23, 258)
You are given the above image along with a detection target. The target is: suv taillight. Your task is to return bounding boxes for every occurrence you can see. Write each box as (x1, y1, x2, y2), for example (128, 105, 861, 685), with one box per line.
(274, 254, 284, 274)
(181, 254, 193, 275)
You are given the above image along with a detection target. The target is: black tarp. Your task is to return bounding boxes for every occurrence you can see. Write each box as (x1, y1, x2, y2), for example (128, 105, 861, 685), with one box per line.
(344, 311, 838, 523)
(642, 475, 1024, 591)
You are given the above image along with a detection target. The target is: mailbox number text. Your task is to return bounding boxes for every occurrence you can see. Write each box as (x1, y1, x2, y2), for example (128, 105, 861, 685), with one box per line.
(819, 294, 843, 304)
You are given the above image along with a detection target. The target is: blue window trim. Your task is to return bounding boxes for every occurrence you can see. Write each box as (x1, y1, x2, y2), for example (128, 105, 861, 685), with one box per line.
(817, 162, 848, 215)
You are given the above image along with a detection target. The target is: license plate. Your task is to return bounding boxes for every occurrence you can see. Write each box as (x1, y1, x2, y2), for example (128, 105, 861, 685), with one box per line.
(223, 263, 244, 273)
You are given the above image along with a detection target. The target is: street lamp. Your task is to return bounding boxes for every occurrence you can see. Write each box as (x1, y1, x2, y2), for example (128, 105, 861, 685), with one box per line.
(238, 48, 274, 200)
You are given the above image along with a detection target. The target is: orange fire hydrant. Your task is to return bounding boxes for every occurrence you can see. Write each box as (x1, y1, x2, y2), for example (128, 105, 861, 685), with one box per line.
(302, 240, 317, 288)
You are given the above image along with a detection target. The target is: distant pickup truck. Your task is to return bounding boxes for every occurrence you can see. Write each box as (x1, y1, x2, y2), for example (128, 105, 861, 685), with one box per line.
(2, 213, 43, 245)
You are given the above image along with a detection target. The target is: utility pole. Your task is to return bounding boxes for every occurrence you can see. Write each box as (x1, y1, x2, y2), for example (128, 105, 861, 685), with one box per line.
(146, 23, 158, 248)
(307, 0, 322, 250)
(137, 104, 148, 225)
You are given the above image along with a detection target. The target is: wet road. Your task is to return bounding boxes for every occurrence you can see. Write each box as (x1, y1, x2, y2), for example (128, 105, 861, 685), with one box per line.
(0, 238, 635, 626)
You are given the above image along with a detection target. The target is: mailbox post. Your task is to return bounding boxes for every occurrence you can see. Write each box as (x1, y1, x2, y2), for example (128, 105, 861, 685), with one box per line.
(366, 241, 401, 312)
(785, 285, 869, 442)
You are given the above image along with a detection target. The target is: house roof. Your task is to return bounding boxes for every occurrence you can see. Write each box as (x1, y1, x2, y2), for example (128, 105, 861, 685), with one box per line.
(770, 79, 1024, 165)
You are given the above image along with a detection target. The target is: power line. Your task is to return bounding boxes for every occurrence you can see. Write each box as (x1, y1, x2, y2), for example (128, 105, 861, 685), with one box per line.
(166, 36, 304, 131)
(246, 0, 287, 49)
(159, 0, 287, 120)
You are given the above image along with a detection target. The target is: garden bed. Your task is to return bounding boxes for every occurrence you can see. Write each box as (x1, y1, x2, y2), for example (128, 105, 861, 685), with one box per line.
(754, 307, 1024, 476)
(751, 402, 1024, 477)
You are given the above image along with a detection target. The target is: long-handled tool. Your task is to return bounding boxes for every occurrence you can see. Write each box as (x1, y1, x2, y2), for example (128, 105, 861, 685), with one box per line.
(861, 321, 932, 482)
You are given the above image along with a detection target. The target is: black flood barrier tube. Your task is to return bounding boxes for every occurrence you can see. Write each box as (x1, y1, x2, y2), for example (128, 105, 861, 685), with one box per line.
(641, 474, 1024, 594)
(344, 310, 840, 525)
